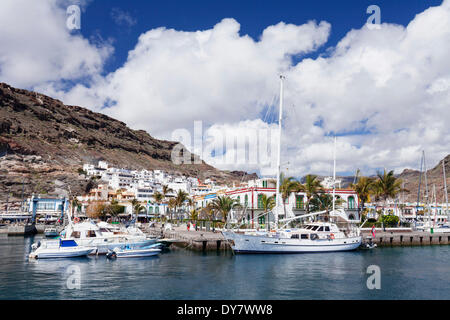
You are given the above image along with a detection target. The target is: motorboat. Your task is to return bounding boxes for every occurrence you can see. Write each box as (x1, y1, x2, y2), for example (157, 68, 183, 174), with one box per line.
(29, 239, 95, 259)
(360, 237, 377, 249)
(44, 227, 59, 238)
(223, 222, 361, 253)
(35, 220, 157, 255)
(106, 243, 162, 258)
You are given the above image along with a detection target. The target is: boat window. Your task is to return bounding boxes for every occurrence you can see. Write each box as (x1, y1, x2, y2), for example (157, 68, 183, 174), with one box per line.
(301, 234, 309, 239)
(87, 230, 96, 238)
(325, 226, 330, 232)
(317, 227, 324, 231)
(100, 228, 110, 233)
(311, 226, 319, 231)
(291, 234, 299, 239)
(71, 231, 80, 238)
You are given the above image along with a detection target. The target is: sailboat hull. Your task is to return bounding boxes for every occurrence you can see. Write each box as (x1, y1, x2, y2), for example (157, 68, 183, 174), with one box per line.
(222, 232, 361, 253)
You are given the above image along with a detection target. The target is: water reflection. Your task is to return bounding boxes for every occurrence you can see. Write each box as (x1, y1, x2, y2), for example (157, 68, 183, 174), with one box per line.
(1, 236, 450, 299)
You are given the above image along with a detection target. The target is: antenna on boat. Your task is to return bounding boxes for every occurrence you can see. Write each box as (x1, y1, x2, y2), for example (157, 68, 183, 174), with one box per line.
(423, 151, 430, 224)
(274, 75, 284, 228)
(332, 136, 337, 215)
(443, 159, 449, 221)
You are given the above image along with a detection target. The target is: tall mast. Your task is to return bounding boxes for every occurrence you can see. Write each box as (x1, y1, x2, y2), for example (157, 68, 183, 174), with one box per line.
(423, 151, 429, 202)
(443, 159, 449, 221)
(332, 136, 337, 213)
(423, 151, 430, 223)
(433, 184, 437, 227)
(417, 153, 423, 209)
(274, 75, 284, 227)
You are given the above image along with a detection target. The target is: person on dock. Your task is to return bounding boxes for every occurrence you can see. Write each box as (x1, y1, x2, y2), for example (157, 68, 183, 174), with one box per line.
(187, 222, 190, 231)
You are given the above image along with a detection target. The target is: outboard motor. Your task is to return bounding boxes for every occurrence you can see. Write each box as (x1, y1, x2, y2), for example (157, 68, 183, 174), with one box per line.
(106, 250, 117, 259)
(31, 240, 41, 251)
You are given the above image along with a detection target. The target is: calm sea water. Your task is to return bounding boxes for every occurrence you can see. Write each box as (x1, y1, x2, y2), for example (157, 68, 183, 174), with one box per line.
(1, 235, 449, 300)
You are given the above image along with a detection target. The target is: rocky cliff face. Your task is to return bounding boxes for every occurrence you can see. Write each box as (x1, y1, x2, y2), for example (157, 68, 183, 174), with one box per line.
(0, 83, 257, 202)
(397, 154, 450, 203)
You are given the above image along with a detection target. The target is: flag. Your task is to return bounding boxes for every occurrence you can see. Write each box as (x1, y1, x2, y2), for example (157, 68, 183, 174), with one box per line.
(371, 225, 376, 237)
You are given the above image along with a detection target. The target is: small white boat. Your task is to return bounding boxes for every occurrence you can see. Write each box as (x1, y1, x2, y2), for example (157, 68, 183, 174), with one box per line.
(360, 237, 377, 250)
(44, 227, 59, 238)
(106, 244, 161, 258)
(37, 220, 157, 254)
(29, 239, 95, 259)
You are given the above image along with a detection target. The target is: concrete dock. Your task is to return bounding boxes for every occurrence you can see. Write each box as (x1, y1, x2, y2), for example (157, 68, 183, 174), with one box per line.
(147, 226, 229, 251)
(361, 230, 450, 246)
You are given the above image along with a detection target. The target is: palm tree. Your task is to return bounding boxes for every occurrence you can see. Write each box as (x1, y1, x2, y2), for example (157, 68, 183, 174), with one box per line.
(271, 173, 303, 218)
(372, 169, 405, 205)
(189, 207, 199, 221)
(301, 174, 322, 213)
(167, 198, 177, 221)
(350, 176, 374, 212)
(260, 194, 275, 230)
(175, 190, 189, 220)
(162, 185, 173, 200)
(152, 191, 163, 220)
(309, 193, 346, 220)
(210, 196, 240, 223)
(131, 198, 146, 222)
(152, 191, 163, 204)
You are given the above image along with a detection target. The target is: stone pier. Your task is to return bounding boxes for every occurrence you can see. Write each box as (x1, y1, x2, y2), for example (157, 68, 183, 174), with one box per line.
(362, 231, 450, 247)
(146, 226, 229, 252)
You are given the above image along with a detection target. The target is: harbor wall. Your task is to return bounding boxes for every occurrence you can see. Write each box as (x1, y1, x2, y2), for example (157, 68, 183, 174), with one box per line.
(362, 231, 450, 246)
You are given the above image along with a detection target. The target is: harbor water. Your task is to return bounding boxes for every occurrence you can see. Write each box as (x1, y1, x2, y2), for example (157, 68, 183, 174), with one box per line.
(1, 235, 450, 300)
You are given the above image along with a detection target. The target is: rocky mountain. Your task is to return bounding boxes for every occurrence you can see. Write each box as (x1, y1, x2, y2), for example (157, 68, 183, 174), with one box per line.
(397, 154, 450, 203)
(0, 83, 257, 203)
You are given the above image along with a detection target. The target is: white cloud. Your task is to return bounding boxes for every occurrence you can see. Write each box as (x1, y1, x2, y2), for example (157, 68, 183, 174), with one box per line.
(1, 0, 449, 178)
(50, 18, 330, 139)
(110, 7, 137, 27)
(0, 0, 112, 88)
(279, 0, 450, 176)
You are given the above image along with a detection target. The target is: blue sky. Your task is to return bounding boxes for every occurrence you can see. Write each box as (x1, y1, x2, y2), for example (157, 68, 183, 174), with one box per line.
(81, 0, 443, 75)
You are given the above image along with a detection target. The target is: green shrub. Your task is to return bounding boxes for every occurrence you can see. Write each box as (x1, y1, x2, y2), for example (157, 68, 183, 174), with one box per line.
(381, 215, 399, 227)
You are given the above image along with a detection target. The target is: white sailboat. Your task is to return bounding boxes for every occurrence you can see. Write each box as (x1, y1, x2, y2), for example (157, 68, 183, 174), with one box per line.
(222, 76, 362, 253)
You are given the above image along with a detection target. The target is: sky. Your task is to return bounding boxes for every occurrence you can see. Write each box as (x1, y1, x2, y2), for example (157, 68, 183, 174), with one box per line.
(0, 0, 449, 179)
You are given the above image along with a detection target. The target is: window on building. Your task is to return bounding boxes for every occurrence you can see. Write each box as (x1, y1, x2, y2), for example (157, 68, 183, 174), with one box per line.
(258, 194, 263, 209)
(244, 195, 248, 207)
(296, 195, 304, 209)
(348, 196, 356, 209)
(37, 202, 56, 211)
